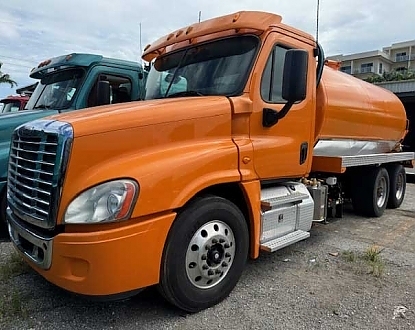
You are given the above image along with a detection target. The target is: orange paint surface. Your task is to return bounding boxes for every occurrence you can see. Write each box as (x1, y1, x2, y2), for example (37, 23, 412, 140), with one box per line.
(31, 213, 176, 296)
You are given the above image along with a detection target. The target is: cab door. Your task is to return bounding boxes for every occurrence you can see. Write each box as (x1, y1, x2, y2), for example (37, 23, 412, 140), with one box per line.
(249, 32, 316, 180)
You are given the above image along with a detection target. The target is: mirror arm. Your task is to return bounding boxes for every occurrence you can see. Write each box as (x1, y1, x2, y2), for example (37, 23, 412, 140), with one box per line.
(262, 101, 294, 128)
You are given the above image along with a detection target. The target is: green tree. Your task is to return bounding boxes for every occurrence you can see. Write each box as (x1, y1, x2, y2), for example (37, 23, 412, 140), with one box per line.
(0, 62, 17, 88)
(364, 69, 415, 83)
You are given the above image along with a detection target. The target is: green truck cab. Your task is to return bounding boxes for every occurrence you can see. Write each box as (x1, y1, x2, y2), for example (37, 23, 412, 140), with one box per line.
(0, 53, 147, 239)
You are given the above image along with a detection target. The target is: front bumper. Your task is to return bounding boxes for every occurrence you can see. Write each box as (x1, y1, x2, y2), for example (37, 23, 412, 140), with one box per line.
(7, 208, 176, 296)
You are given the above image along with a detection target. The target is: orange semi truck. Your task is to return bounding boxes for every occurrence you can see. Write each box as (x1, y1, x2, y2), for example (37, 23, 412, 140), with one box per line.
(6, 11, 415, 312)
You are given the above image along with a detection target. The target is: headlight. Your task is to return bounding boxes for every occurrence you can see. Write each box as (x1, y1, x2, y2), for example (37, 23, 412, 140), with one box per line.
(64, 179, 138, 224)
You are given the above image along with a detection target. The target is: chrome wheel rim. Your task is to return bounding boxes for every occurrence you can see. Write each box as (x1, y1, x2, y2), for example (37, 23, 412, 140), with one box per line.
(185, 220, 235, 289)
(395, 172, 404, 200)
(376, 176, 387, 207)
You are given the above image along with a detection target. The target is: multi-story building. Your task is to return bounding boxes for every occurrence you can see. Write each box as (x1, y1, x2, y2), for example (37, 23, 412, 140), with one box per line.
(327, 39, 415, 79)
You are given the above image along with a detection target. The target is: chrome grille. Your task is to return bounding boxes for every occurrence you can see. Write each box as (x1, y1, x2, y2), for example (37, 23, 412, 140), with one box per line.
(7, 120, 73, 230)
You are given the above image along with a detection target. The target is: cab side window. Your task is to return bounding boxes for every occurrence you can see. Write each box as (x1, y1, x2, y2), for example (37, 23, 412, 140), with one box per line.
(260, 45, 288, 103)
(88, 74, 132, 107)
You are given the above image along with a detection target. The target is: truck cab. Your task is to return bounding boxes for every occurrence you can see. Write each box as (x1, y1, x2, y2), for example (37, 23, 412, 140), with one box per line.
(0, 95, 30, 113)
(0, 53, 147, 238)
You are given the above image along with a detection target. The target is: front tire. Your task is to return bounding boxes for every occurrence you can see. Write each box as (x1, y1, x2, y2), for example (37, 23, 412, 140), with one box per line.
(158, 195, 249, 312)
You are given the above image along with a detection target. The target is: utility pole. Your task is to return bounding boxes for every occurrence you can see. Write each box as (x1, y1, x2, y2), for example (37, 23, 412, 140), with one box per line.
(139, 22, 143, 65)
(139, 22, 142, 55)
(198, 11, 202, 23)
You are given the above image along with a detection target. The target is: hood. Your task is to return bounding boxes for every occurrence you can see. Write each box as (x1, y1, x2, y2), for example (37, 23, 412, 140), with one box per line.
(0, 109, 49, 119)
(47, 96, 233, 137)
(0, 109, 58, 141)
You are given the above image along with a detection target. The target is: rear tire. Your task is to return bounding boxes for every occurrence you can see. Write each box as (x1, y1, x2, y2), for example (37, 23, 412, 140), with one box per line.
(352, 166, 390, 217)
(158, 195, 249, 313)
(386, 164, 406, 209)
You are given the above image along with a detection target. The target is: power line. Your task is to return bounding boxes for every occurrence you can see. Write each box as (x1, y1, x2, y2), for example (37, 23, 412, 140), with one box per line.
(0, 60, 33, 69)
(0, 54, 36, 64)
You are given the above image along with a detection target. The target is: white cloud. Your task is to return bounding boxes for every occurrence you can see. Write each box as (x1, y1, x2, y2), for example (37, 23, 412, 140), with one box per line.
(1, 0, 415, 98)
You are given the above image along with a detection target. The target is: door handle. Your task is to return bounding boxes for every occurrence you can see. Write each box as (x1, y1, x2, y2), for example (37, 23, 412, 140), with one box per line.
(299, 142, 308, 165)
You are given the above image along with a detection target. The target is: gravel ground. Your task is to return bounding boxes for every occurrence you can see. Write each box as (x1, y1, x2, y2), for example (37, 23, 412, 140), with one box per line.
(0, 184, 414, 330)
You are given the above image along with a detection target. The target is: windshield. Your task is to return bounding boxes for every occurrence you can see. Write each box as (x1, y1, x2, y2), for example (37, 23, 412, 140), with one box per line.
(144, 35, 259, 100)
(26, 68, 85, 110)
(1, 101, 21, 113)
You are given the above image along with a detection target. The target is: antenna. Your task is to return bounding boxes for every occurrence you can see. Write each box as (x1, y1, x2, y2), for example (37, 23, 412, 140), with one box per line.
(198, 11, 202, 23)
(316, 0, 320, 44)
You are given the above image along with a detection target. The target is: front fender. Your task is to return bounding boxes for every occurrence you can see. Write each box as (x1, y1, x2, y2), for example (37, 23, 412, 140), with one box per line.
(57, 136, 240, 223)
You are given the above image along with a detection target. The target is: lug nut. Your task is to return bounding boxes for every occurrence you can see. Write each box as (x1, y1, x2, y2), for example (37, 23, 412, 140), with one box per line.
(208, 270, 214, 276)
(219, 238, 225, 243)
(225, 252, 231, 258)
(202, 264, 209, 270)
(205, 244, 211, 250)
(201, 254, 207, 260)
(222, 262, 228, 267)
(215, 269, 221, 274)
(224, 243, 230, 248)
(212, 238, 218, 244)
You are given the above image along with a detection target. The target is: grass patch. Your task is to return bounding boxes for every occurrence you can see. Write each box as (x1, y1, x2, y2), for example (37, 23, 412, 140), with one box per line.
(0, 252, 30, 281)
(341, 250, 357, 262)
(363, 245, 385, 277)
(0, 289, 28, 321)
(340, 245, 385, 277)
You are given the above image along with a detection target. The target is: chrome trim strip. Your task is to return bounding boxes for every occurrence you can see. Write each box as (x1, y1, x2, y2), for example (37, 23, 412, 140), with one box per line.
(340, 152, 415, 168)
(7, 207, 53, 270)
(313, 139, 398, 157)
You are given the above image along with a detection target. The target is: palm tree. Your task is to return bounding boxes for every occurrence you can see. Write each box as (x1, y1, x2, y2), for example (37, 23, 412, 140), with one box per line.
(0, 62, 17, 88)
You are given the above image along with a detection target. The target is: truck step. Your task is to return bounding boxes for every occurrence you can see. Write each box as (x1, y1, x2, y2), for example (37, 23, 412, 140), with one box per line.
(262, 192, 309, 209)
(260, 230, 310, 252)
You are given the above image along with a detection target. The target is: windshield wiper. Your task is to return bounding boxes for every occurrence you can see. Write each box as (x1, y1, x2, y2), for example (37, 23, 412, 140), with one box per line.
(166, 91, 204, 98)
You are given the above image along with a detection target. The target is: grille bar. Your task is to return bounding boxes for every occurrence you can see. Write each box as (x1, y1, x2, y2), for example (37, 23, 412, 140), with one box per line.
(9, 184, 50, 206)
(10, 162, 54, 177)
(8, 189, 49, 216)
(8, 168, 53, 186)
(11, 146, 57, 156)
(14, 138, 58, 146)
(10, 154, 55, 167)
(8, 176, 51, 196)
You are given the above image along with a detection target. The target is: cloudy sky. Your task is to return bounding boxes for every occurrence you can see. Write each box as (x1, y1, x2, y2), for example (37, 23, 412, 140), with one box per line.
(1, 0, 414, 99)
